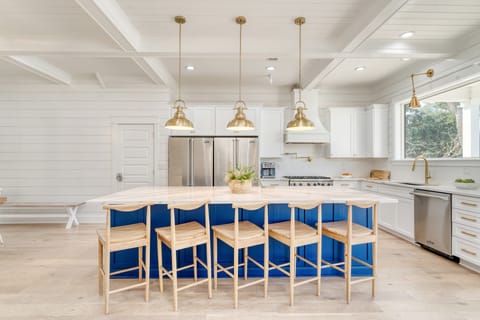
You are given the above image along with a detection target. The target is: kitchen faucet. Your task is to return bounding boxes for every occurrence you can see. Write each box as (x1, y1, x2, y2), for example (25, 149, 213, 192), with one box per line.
(411, 155, 431, 185)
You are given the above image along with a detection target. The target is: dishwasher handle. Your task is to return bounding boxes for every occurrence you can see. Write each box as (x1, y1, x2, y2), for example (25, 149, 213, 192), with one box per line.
(412, 191, 450, 201)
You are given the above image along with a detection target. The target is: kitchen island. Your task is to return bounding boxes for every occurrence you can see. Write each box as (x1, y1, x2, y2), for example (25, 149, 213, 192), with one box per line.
(90, 186, 397, 278)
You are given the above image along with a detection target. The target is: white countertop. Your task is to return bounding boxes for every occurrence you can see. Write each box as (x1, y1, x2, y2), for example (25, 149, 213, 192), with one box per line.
(89, 186, 398, 205)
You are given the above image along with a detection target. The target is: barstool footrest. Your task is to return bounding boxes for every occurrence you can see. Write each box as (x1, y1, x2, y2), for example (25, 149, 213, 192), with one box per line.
(351, 276, 374, 285)
(238, 278, 265, 289)
(268, 261, 290, 276)
(110, 265, 141, 276)
(296, 254, 318, 269)
(294, 277, 319, 287)
(321, 259, 345, 273)
(109, 281, 147, 294)
(351, 256, 372, 268)
(177, 278, 209, 292)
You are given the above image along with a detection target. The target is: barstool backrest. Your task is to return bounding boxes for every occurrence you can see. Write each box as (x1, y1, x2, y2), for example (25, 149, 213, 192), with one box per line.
(288, 201, 322, 243)
(167, 200, 210, 245)
(231, 201, 269, 245)
(344, 201, 378, 240)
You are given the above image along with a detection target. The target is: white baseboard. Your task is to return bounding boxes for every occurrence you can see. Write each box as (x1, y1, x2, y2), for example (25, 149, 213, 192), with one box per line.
(0, 211, 104, 225)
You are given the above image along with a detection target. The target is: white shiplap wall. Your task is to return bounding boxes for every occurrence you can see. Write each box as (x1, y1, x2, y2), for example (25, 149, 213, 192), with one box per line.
(0, 91, 171, 223)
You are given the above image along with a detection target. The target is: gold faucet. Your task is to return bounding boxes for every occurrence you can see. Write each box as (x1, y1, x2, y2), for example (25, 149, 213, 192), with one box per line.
(411, 155, 431, 185)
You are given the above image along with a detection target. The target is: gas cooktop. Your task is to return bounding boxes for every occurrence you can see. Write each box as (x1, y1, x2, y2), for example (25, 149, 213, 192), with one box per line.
(284, 176, 331, 180)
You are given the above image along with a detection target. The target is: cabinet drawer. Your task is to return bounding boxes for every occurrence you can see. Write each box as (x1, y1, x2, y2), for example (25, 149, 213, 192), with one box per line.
(453, 237, 480, 265)
(453, 209, 480, 229)
(377, 185, 414, 200)
(334, 181, 360, 189)
(453, 223, 480, 246)
(453, 195, 480, 214)
(361, 182, 378, 192)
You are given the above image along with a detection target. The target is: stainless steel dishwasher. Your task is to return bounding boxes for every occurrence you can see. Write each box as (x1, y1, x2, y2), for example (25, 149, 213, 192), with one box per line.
(413, 189, 455, 258)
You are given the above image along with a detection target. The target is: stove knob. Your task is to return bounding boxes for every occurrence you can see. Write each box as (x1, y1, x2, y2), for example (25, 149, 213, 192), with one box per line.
(307, 183, 311, 186)
(299, 183, 303, 186)
(313, 183, 318, 186)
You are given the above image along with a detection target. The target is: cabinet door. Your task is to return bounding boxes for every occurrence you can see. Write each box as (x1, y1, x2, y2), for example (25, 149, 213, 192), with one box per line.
(259, 108, 284, 157)
(396, 197, 414, 239)
(329, 108, 352, 157)
(370, 104, 389, 158)
(215, 106, 260, 136)
(377, 201, 396, 230)
(351, 109, 367, 157)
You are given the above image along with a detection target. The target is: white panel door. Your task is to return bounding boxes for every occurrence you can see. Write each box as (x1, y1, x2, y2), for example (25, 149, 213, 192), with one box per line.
(113, 124, 155, 191)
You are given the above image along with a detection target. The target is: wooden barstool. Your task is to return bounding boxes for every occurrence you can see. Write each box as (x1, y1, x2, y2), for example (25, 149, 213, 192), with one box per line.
(268, 201, 323, 306)
(97, 203, 151, 314)
(155, 200, 212, 311)
(212, 202, 269, 309)
(322, 201, 378, 303)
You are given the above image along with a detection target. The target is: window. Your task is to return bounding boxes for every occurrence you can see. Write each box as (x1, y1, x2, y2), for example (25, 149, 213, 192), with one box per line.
(402, 82, 480, 159)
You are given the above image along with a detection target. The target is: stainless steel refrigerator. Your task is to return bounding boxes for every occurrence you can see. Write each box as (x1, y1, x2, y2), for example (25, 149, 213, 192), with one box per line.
(168, 137, 258, 186)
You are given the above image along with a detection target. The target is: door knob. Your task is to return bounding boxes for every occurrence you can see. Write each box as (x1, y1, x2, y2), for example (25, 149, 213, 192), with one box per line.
(116, 173, 123, 182)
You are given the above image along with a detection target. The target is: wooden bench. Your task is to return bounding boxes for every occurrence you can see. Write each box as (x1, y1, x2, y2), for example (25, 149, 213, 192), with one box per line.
(0, 199, 85, 229)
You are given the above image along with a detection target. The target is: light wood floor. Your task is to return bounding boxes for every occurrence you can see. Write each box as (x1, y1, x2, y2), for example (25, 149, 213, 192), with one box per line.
(1, 224, 480, 319)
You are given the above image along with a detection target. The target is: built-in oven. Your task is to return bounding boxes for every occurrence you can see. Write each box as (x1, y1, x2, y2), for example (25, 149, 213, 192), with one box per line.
(284, 176, 333, 187)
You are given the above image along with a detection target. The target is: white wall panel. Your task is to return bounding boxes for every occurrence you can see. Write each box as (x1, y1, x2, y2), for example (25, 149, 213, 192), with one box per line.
(0, 91, 170, 224)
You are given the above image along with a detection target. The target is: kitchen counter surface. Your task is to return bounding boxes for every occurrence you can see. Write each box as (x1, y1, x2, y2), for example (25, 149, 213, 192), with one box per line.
(89, 186, 397, 205)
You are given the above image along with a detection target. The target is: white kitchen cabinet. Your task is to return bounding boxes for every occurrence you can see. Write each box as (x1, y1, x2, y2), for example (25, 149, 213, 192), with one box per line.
(452, 195, 480, 268)
(333, 180, 360, 189)
(259, 107, 284, 158)
(366, 104, 389, 158)
(329, 107, 367, 158)
(169, 106, 216, 136)
(396, 197, 414, 239)
(215, 106, 260, 136)
(329, 104, 388, 158)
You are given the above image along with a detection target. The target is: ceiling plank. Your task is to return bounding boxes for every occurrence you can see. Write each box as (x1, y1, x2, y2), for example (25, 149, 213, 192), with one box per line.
(304, 0, 409, 90)
(75, 0, 175, 89)
(1, 56, 72, 85)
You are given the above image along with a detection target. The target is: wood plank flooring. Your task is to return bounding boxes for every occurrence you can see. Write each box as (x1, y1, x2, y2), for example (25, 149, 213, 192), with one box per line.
(1, 224, 480, 319)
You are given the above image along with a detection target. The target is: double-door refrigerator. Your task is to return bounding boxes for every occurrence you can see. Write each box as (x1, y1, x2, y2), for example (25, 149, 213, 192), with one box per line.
(168, 137, 259, 186)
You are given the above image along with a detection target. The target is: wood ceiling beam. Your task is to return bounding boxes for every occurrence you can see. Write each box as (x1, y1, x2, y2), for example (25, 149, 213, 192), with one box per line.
(1, 56, 72, 85)
(75, 0, 176, 89)
(304, 0, 409, 90)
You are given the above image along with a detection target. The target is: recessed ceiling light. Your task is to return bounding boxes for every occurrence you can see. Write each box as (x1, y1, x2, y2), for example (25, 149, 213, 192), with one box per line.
(354, 66, 366, 71)
(265, 66, 276, 71)
(402, 57, 411, 61)
(185, 65, 195, 71)
(400, 31, 415, 39)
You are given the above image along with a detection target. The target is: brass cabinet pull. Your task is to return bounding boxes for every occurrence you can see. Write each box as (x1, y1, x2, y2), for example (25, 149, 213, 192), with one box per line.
(461, 201, 478, 207)
(461, 216, 477, 223)
(461, 230, 478, 238)
(461, 248, 477, 256)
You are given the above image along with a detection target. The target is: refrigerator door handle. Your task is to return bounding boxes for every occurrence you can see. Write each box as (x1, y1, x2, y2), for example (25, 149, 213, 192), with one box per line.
(189, 138, 193, 186)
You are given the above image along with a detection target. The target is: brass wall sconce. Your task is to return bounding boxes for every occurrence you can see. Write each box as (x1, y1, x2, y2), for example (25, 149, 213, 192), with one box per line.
(409, 68, 434, 109)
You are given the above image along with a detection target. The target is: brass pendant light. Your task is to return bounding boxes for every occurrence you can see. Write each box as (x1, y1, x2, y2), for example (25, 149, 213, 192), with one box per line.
(165, 16, 194, 130)
(409, 68, 434, 109)
(227, 16, 255, 131)
(286, 17, 314, 131)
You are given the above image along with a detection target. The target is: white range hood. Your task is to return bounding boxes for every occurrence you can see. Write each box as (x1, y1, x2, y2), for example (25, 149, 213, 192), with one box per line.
(284, 89, 330, 144)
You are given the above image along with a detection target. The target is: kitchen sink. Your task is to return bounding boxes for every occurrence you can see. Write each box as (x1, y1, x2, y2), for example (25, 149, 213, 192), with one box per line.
(398, 182, 425, 186)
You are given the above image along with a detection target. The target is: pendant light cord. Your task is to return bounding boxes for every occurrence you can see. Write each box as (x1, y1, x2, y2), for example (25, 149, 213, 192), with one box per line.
(298, 20, 302, 102)
(178, 22, 182, 101)
(239, 21, 243, 103)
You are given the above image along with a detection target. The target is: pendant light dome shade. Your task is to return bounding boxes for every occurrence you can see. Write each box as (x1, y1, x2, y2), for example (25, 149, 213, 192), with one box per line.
(165, 16, 193, 130)
(227, 101, 255, 130)
(286, 101, 315, 130)
(286, 17, 314, 131)
(165, 99, 193, 130)
(227, 16, 255, 131)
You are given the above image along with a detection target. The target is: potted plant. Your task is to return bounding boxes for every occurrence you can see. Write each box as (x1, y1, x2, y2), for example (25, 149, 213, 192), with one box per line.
(225, 166, 256, 193)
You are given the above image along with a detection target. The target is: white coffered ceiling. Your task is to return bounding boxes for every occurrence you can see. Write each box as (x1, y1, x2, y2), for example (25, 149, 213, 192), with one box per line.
(0, 0, 479, 92)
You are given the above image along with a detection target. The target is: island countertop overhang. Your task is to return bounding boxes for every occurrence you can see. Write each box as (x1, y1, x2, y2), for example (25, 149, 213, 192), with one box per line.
(89, 186, 398, 205)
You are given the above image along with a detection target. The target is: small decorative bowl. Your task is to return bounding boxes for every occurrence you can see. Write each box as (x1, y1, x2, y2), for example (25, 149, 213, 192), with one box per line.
(454, 182, 478, 190)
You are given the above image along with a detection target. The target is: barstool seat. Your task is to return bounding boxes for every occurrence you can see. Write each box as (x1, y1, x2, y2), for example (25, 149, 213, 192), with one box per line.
(212, 221, 264, 247)
(97, 223, 147, 244)
(156, 221, 207, 249)
(322, 221, 374, 239)
(269, 220, 317, 240)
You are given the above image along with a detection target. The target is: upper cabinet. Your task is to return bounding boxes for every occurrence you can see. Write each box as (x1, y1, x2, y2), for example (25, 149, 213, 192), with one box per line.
(329, 104, 388, 158)
(259, 107, 284, 158)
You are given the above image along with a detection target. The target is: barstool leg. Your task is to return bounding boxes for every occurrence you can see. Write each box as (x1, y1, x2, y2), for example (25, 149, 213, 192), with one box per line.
(193, 245, 198, 282)
(289, 245, 295, 306)
(264, 240, 269, 298)
(145, 242, 150, 302)
(244, 247, 248, 280)
(104, 248, 110, 314)
(372, 241, 377, 297)
(157, 238, 164, 292)
(345, 244, 352, 304)
(98, 240, 103, 296)
(171, 246, 178, 311)
(138, 247, 143, 282)
(317, 237, 321, 296)
(206, 236, 213, 299)
(234, 245, 239, 309)
(213, 233, 218, 290)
